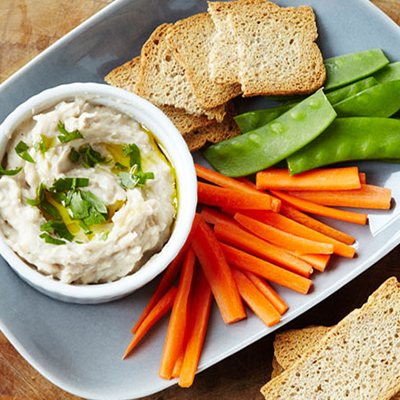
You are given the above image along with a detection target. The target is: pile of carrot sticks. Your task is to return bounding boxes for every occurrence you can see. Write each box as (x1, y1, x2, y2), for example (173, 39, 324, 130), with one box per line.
(122, 163, 392, 388)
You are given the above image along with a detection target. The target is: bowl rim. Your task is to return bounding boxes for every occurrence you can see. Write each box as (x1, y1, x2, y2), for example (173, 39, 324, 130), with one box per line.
(0, 82, 197, 303)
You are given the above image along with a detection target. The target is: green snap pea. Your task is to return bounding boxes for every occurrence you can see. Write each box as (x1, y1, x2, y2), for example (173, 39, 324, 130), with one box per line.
(333, 80, 400, 117)
(325, 76, 378, 105)
(324, 49, 389, 90)
(287, 117, 400, 174)
(373, 62, 400, 83)
(203, 90, 336, 177)
(234, 104, 295, 133)
(235, 77, 379, 133)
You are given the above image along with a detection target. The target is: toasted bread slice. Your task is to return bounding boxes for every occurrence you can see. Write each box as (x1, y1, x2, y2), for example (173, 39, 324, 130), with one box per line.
(166, 13, 241, 109)
(213, 0, 325, 97)
(104, 56, 214, 135)
(135, 23, 226, 122)
(183, 101, 241, 152)
(262, 277, 400, 399)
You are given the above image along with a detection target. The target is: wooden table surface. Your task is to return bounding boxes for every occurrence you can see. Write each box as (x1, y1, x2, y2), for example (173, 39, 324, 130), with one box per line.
(1, 0, 400, 399)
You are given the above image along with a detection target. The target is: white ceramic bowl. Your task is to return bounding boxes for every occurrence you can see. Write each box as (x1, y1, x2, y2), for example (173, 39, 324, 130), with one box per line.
(0, 83, 197, 304)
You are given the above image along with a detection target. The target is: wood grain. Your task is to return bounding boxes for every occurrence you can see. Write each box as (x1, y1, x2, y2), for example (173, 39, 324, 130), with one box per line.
(1, 1, 400, 399)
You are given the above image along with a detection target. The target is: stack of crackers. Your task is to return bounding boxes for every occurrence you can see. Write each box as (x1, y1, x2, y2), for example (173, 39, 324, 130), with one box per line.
(262, 277, 400, 399)
(105, 0, 325, 151)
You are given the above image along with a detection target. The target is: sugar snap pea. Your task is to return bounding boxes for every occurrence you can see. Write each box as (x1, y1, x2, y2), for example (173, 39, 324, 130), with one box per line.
(333, 80, 400, 117)
(235, 77, 378, 133)
(287, 117, 400, 174)
(203, 90, 336, 177)
(324, 49, 389, 90)
(374, 61, 400, 83)
(234, 104, 295, 133)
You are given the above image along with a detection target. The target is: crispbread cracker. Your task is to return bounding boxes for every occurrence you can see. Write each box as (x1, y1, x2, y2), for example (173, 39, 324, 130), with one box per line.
(271, 325, 400, 400)
(166, 13, 241, 109)
(183, 101, 241, 152)
(104, 56, 214, 135)
(262, 277, 400, 399)
(273, 325, 331, 370)
(216, 0, 325, 97)
(135, 23, 226, 122)
(207, 1, 241, 85)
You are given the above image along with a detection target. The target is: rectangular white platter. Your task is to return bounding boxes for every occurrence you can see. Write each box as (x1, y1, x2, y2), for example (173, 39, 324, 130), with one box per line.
(1, 0, 400, 399)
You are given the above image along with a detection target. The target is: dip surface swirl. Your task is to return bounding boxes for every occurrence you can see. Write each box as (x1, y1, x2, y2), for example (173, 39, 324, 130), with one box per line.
(0, 98, 176, 284)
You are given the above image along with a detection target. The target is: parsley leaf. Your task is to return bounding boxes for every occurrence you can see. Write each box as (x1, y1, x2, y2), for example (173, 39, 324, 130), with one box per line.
(40, 232, 66, 245)
(40, 220, 74, 242)
(79, 146, 107, 169)
(69, 191, 91, 220)
(70, 147, 80, 163)
(57, 121, 84, 143)
(80, 190, 108, 214)
(118, 171, 154, 190)
(114, 162, 128, 170)
(15, 141, 35, 163)
(26, 183, 45, 206)
(33, 135, 54, 154)
(0, 165, 22, 176)
(49, 177, 89, 192)
(123, 143, 141, 168)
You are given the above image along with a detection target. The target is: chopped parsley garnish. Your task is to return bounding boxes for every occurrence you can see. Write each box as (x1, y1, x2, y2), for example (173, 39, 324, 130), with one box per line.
(0, 165, 22, 176)
(40, 220, 74, 242)
(15, 141, 35, 163)
(79, 145, 107, 168)
(49, 177, 89, 192)
(117, 143, 154, 190)
(57, 121, 84, 143)
(70, 147, 80, 163)
(39, 233, 66, 245)
(114, 162, 128, 170)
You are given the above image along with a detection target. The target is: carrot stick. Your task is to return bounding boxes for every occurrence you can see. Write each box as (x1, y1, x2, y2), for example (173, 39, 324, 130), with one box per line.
(221, 243, 312, 294)
(256, 167, 361, 191)
(198, 181, 274, 210)
(172, 353, 184, 379)
(195, 163, 280, 212)
(200, 206, 238, 226)
(270, 190, 368, 225)
(285, 184, 392, 210)
(235, 209, 355, 258)
(234, 212, 334, 255)
(214, 221, 313, 278)
(359, 172, 366, 184)
(292, 253, 331, 272)
(159, 248, 196, 380)
(178, 268, 212, 388)
(243, 272, 288, 315)
(192, 218, 246, 324)
(123, 286, 178, 359)
(231, 268, 281, 327)
(279, 203, 355, 245)
(131, 213, 201, 334)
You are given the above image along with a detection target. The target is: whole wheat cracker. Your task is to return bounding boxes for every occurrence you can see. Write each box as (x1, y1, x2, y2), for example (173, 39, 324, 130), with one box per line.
(166, 13, 242, 110)
(271, 325, 400, 400)
(221, 0, 326, 97)
(183, 101, 241, 152)
(261, 277, 400, 400)
(104, 56, 214, 135)
(135, 23, 226, 122)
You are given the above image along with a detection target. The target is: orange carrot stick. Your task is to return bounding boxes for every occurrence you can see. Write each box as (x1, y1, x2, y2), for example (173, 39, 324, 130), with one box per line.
(221, 243, 312, 294)
(231, 268, 281, 327)
(192, 218, 246, 324)
(256, 167, 361, 191)
(292, 253, 331, 272)
(123, 286, 178, 359)
(244, 271, 288, 315)
(198, 181, 274, 210)
(359, 172, 366, 184)
(172, 353, 184, 379)
(236, 209, 355, 258)
(285, 184, 392, 210)
(234, 212, 334, 255)
(159, 248, 196, 380)
(214, 221, 313, 278)
(131, 213, 201, 334)
(195, 163, 280, 212)
(270, 190, 368, 225)
(178, 268, 212, 388)
(279, 203, 355, 245)
(201, 206, 238, 226)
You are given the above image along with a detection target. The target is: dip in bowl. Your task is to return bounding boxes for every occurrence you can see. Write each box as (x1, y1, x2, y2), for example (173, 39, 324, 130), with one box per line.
(0, 83, 197, 304)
